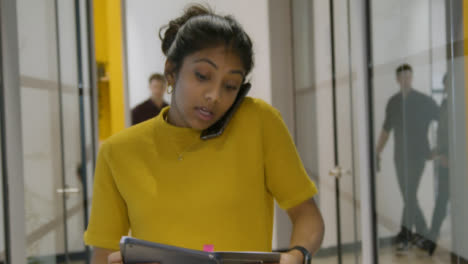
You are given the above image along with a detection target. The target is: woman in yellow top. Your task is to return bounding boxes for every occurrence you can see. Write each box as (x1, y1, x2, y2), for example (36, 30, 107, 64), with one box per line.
(85, 4, 324, 264)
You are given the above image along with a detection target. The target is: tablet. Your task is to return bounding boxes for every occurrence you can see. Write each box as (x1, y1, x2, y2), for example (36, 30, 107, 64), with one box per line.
(120, 236, 281, 264)
(216, 251, 281, 264)
(120, 236, 217, 264)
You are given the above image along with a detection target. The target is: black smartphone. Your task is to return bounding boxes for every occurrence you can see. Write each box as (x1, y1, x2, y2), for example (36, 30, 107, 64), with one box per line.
(200, 83, 251, 140)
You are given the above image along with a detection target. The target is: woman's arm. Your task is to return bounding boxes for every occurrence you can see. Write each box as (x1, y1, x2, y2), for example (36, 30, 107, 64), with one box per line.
(280, 199, 325, 264)
(92, 248, 159, 264)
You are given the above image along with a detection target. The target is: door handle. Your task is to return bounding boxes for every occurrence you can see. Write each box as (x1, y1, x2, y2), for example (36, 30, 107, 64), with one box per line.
(57, 185, 80, 200)
(329, 166, 351, 179)
(56, 187, 80, 194)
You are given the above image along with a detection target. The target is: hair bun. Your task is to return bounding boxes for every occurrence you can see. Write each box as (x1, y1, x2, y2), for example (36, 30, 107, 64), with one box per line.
(159, 4, 213, 56)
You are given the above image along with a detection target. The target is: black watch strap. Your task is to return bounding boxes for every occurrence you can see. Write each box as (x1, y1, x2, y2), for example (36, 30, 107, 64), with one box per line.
(289, 246, 311, 264)
(273, 246, 311, 264)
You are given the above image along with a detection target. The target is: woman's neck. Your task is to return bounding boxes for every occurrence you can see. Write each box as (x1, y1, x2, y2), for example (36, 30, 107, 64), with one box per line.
(167, 106, 190, 128)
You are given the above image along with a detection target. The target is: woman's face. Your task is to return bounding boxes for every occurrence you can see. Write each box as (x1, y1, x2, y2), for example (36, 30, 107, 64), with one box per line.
(166, 46, 245, 130)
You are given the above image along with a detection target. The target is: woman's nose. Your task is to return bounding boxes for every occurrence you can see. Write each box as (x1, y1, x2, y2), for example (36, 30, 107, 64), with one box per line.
(204, 85, 221, 103)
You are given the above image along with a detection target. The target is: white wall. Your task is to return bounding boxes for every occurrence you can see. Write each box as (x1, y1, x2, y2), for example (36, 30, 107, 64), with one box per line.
(124, 0, 272, 110)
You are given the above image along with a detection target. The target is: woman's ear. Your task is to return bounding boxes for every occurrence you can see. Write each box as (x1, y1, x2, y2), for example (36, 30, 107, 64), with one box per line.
(164, 60, 176, 86)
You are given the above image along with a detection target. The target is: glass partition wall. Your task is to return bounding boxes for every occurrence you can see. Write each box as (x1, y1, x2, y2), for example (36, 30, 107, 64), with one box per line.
(291, 0, 468, 263)
(370, 0, 468, 263)
(1, 0, 96, 263)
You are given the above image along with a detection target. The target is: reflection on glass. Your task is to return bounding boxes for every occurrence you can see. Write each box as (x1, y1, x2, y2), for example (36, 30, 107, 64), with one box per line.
(376, 64, 438, 251)
(17, 0, 65, 262)
(371, 0, 466, 262)
(55, 0, 88, 260)
(15, 0, 92, 262)
(291, 0, 361, 263)
(424, 74, 450, 255)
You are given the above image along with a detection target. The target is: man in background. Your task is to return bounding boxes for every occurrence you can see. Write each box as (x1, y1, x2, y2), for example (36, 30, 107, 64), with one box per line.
(375, 64, 439, 251)
(418, 74, 450, 256)
(131, 73, 168, 125)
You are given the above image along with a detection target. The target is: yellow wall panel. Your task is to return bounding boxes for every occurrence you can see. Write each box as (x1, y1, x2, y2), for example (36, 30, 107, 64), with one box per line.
(107, 0, 126, 134)
(93, 0, 108, 62)
(93, 0, 126, 141)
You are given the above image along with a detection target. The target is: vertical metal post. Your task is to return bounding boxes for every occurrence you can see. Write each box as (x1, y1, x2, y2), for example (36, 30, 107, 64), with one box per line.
(0, 0, 27, 263)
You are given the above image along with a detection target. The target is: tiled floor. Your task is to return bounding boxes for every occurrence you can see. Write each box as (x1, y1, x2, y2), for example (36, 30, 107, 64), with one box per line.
(378, 245, 451, 264)
(313, 244, 451, 264)
(69, 247, 452, 264)
(68, 238, 454, 264)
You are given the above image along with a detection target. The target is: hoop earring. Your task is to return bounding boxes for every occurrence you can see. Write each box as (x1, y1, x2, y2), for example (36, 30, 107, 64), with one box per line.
(167, 85, 173, 94)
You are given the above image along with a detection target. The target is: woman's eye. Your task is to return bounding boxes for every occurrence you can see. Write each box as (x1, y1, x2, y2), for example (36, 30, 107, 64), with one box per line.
(195, 72, 208, 81)
(225, 84, 238, 91)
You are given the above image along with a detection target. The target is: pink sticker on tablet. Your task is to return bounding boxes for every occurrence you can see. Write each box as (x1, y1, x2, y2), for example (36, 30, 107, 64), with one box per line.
(203, 244, 214, 252)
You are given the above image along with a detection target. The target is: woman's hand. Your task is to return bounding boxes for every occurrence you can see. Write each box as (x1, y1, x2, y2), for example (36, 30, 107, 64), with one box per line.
(107, 251, 122, 264)
(107, 251, 159, 264)
(279, 252, 303, 264)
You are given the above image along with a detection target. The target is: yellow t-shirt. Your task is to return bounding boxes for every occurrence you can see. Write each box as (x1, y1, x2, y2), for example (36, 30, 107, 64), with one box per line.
(84, 97, 317, 251)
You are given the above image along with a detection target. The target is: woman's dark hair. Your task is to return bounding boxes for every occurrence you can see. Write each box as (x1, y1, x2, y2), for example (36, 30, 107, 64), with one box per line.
(159, 4, 254, 79)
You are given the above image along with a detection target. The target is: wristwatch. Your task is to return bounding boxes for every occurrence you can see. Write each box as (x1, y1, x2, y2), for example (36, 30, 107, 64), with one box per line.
(274, 246, 311, 264)
(289, 246, 311, 264)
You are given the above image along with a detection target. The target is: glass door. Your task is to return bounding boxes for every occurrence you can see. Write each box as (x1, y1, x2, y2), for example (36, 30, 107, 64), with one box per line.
(52, 0, 95, 263)
(16, 0, 68, 262)
(56, 0, 94, 263)
(15, 0, 95, 262)
(328, 0, 362, 263)
(291, 0, 366, 263)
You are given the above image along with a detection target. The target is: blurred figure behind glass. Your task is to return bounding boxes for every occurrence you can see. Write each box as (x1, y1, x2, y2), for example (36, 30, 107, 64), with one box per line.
(375, 64, 439, 252)
(131, 73, 169, 125)
(418, 74, 450, 256)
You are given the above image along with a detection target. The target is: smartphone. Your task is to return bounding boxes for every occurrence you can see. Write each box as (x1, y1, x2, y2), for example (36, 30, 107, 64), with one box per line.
(200, 83, 251, 140)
